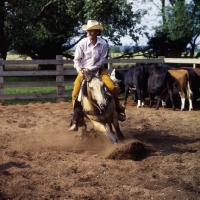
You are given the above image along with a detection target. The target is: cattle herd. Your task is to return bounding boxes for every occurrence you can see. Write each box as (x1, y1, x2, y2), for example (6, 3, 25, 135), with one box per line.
(110, 63, 200, 111)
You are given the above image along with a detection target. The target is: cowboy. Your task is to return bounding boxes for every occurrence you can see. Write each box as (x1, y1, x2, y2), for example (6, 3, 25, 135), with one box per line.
(69, 20, 126, 131)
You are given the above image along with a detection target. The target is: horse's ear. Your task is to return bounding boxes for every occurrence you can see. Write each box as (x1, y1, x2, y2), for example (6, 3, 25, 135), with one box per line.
(95, 70, 99, 77)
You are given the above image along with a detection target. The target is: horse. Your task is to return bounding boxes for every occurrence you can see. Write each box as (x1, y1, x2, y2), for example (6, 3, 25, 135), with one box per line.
(69, 71, 125, 145)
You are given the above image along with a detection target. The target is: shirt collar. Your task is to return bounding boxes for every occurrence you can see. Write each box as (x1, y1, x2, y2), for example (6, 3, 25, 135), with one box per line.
(87, 37, 102, 47)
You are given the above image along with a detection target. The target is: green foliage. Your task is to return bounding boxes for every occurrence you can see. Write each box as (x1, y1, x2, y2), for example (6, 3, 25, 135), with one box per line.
(5, 0, 84, 59)
(83, 0, 146, 44)
(3, 0, 145, 60)
(110, 46, 121, 54)
(164, 0, 200, 40)
(144, 0, 200, 58)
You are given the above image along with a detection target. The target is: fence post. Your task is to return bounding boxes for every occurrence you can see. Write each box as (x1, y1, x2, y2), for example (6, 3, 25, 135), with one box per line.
(158, 56, 165, 64)
(0, 58, 4, 104)
(56, 55, 65, 102)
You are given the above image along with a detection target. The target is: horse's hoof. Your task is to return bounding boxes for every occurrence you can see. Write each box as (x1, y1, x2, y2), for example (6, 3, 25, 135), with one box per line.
(118, 113, 126, 122)
(68, 123, 78, 131)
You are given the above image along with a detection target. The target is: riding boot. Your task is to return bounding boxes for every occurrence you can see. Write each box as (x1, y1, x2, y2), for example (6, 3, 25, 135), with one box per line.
(69, 100, 85, 131)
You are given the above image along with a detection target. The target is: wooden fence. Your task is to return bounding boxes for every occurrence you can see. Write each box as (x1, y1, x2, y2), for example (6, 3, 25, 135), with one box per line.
(0, 55, 200, 102)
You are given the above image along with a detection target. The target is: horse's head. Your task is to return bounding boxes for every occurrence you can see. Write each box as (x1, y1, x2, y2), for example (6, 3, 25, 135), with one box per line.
(84, 71, 111, 112)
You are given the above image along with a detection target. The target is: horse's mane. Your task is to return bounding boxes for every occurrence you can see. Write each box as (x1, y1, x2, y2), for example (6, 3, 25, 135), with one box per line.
(82, 80, 88, 97)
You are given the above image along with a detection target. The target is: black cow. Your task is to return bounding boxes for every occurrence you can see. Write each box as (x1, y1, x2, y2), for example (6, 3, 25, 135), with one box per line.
(123, 65, 152, 107)
(148, 65, 175, 110)
(110, 64, 157, 108)
(110, 68, 129, 94)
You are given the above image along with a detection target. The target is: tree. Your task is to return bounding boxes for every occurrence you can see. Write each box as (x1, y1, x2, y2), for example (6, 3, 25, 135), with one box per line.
(0, 0, 7, 60)
(110, 46, 121, 53)
(4, 0, 84, 60)
(1, 0, 146, 62)
(145, 30, 191, 58)
(143, 0, 200, 58)
(83, 0, 146, 44)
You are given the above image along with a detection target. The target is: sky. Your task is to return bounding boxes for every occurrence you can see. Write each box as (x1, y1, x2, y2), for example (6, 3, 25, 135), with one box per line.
(120, 0, 162, 45)
(120, 0, 200, 48)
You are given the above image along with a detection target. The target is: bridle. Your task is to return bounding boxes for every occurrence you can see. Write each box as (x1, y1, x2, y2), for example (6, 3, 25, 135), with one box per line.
(82, 71, 112, 115)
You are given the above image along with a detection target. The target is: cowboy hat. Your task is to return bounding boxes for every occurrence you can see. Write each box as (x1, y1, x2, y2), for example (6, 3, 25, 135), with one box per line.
(82, 20, 103, 31)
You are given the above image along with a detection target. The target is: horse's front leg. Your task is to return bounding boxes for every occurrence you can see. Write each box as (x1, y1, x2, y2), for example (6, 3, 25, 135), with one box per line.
(90, 120, 118, 145)
(112, 112, 125, 141)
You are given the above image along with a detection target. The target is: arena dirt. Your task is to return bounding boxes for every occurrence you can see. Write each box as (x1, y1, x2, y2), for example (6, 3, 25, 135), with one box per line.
(0, 98, 200, 199)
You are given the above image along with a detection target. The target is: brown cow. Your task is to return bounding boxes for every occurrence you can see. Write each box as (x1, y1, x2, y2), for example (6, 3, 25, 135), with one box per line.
(168, 69, 193, 111)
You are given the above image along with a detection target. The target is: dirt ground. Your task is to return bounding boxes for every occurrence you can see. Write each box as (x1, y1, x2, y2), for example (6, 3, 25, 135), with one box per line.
(0, 98, 200, 200)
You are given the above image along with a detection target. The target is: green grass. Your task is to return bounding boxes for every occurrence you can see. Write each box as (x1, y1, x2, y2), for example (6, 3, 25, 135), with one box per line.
(2, 76, 74, 105)
(4, 86, 73, 94)
(3, 97, 72, 106)
(3, 86, 73, 105)
(7, 52, 32, 60)
(4, 76, 74, 95)
(5, 76, 55, 82)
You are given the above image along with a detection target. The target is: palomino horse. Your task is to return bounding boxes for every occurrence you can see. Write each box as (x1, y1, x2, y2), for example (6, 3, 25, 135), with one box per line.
(69, 71, 124, 145)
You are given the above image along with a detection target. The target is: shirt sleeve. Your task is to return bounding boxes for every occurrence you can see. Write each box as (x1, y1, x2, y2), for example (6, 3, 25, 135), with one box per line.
(73, 42, 83, 72)
(88, 43, 108, 71)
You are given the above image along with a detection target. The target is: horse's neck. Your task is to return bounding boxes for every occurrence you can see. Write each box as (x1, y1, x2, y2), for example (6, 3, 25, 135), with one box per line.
(87, 83, 93, 100)
(81, 83, 95, 109)
(83, 81, 103, 112)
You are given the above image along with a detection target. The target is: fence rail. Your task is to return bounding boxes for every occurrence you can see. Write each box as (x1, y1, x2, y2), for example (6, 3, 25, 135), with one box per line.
(0, 55, 200, 102)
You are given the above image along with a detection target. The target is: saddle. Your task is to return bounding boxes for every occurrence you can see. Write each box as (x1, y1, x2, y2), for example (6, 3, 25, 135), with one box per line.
(83, 70, 96, 82)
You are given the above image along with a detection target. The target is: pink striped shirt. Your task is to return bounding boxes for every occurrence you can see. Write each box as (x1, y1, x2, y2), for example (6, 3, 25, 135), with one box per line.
(73, 37, 108, 72)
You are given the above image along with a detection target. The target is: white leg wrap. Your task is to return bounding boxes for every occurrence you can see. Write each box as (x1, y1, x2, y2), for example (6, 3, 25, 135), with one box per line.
(188, 99, 193, 111)
(162, 100, 166, 107)
(181, 98, 185, 111)
(137, 100, 141, 108)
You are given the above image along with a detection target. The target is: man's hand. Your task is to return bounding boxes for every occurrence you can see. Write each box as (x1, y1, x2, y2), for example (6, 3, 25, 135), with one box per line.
(78, 70, 83, 77)
(83, 68, 90, 73)
(79, 68, 90, 77)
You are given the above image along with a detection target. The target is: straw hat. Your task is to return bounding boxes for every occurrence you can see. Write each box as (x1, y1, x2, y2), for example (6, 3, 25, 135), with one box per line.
(82, 20, 103, 31)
